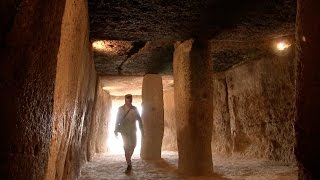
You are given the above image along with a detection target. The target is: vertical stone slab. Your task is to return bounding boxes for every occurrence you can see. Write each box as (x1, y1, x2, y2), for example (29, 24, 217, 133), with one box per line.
(0, 0, 66, 179)
(295, 0, 320, 179)
(88, 79, 111, 160)
(173, 39, 213, 176)
(162, 89, 178, 151)
(140, 74, 164, 160)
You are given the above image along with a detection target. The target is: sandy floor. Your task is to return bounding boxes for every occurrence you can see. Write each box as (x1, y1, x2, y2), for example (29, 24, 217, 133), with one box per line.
(80, 151, 297, 180)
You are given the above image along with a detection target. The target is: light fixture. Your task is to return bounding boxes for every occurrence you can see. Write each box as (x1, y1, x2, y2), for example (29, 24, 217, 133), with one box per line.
(92, 40, 105, 50)
(276, 41, 291, 51)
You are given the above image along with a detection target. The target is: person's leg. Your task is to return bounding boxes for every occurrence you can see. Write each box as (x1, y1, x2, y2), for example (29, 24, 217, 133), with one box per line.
(122, 132, 137, 172)
(122, 134, 131, 165)
(127, 133, 137, 164)
(124, 147, 132, 166)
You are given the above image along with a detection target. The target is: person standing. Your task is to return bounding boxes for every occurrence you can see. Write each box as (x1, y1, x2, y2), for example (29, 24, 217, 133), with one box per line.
(114, 94, 144, 173)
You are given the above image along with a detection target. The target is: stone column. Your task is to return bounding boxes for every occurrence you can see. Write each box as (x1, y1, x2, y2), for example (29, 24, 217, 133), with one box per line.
(140, 74, 164, 160)
(173, 39, 213, 175)
(295, 0, 320, 179)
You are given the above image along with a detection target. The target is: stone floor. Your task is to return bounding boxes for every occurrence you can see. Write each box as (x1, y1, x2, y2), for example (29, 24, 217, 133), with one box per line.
(80, 151, 297, 180)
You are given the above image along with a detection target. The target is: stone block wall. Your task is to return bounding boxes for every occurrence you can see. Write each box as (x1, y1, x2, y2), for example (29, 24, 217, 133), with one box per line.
(45, 0, 98, 179)
(0, 0, 66, 179)
(163, 52, 295, 163)
(223, 52, 296, 162)
(162, 90, 178, 151)
(89, 78, 112, 157)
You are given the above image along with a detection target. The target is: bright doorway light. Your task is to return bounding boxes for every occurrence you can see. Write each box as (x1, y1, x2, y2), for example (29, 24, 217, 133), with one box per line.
(107, 105, 143, 155)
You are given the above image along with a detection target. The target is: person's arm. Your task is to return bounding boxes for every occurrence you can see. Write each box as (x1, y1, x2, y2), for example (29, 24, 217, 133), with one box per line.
(135, 108, 144, 136)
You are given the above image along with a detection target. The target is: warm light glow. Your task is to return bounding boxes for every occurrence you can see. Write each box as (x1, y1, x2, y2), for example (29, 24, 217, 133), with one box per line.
(107, 106, 142, 154)
(102, 86, 118, 91)
(92, 40, 105, 50)
(276, 41, 291, 51)
(92, 40, 115, 52)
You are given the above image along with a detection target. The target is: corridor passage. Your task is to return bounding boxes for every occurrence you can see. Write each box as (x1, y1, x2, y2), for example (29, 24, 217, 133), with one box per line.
(80, 152, 297, 180)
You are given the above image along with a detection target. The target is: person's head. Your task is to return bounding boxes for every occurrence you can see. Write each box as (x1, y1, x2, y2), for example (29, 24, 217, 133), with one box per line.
(125, 94, 133, 105)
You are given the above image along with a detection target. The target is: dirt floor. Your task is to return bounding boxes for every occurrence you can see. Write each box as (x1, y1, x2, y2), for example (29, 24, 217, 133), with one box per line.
(80, 151, 297, 180)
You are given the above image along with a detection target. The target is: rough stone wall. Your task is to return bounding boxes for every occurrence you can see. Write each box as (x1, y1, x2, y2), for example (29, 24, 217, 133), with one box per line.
(211, 73, 232, 156)
(173, 39, 213, 175)
(210, 51, 296, 162)
(140, 74, 164, 160)
(45, 0, 97, 179)
(295, 0, 320, 178)
(89, 78, 112, 156)
(0, 0, 66, 179)
(162, 89, 178, 151)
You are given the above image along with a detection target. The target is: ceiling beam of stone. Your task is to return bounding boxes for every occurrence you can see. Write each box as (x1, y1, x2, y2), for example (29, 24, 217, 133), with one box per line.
(89, 0, 296, 75)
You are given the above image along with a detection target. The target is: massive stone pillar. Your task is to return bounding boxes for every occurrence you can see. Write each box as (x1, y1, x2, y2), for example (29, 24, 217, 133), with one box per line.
(173, 39, 213, 175)
(140, 74, 164, 160)
(295, 0, 320, 179)
(0, 0, 66, 179)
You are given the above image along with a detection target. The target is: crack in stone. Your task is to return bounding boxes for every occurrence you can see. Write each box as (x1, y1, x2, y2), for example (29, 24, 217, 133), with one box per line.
(117, 41, 146, 74)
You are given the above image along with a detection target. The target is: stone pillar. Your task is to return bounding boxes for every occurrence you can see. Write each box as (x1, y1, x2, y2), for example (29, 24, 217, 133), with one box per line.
(295, 0, 320, 179)
(173, 39, 213, 175)
(140, 74, 164, 160)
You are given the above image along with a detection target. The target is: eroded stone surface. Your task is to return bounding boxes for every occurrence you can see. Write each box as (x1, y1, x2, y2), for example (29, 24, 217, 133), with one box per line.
(88, 78, 112, 159)
(46, 0, 97, 179)
(88, 0, 295, 41)
(89, 0, 296, 75)
(162, 90, 177, 151)
(0, 0, 66, 179)
(162, 49, 296, 163)
(140, 74, 164, 160)
(224, 50, 296, 162)
(173, 39, 213, 175)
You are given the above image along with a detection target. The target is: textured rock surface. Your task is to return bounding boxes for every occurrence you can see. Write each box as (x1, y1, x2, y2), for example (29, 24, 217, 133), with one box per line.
(211, 73, 232, 156)
(95, 80, 112, 154)
(88, 0, 295, 41)
(225, 51, 296, 162)
(0, 0, 66, 179)
(89, 0, 296, 75)
(208, 50, 297, 162)
(140, 74, 164, 160)
(295, 0, 320, 178)
(45, 0, 97, 179)
(173, 39, 213, 175)
(163, 50, 295, 163)
(94, 41, 173, 75)
(162, 89, 177, 151)
(88, 78, 112, 158)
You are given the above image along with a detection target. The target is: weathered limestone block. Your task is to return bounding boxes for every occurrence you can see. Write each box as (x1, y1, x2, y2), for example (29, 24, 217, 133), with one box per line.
(140, 74, 164, 160)
(88, 78, 111, 159)
(225, 53, 295, 162)
(173, 39, 213, 175)
(95, 83, 112, 154)
(45, 0, 97, 179)
(162, 89, 178, 151)
(0, 0, 66, 179)
(211, 73, 232, 156)
(295, 0, 320, 178)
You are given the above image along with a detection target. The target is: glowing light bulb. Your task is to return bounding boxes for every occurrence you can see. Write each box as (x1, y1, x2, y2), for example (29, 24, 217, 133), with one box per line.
(276, 41, 291, 51)
(92, 40, 105, 50)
